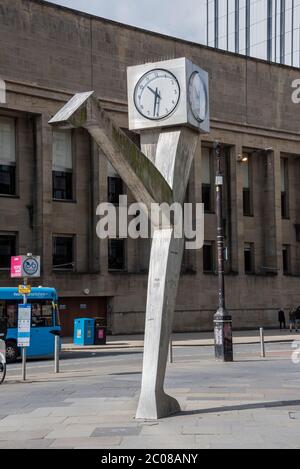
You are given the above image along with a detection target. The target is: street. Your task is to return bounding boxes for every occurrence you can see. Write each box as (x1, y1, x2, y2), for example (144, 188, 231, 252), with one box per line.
(0, 341, 299, 449)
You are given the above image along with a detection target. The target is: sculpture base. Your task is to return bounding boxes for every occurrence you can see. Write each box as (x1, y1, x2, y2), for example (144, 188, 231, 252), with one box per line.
(136, 391, 181, 420)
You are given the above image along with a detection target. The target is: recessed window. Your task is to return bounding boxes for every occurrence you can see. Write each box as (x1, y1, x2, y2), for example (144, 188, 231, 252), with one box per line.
(52, 130, 73, 200)
(139, 238, 151, 273)
(107, 162, 124, 205)
(108, 239, 126, 271)
(53, 235, 74, 271)
(202, 148, 213, 213)
(281, 158, 289, 219)
(203, 241, 215, 273)
(108, 177, 123, 205)
(242, 156, 252, 216)
(0, 234, 17, 269)
(295, 224, 300, 242)
(282, 245, 291, 275)
(244, 243, 254, 274)
(0, 117, 16, 196)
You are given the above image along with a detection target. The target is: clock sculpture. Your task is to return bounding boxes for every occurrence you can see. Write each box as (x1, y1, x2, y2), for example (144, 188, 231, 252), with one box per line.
(49, 57, 209, 420)
(128, 57, 209, 131)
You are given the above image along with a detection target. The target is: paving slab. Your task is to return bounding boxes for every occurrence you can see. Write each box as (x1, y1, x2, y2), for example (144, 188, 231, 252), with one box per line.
(49, 436, 122, 449)
(0, 439, 54, 449)
(45, 424, 96, 439)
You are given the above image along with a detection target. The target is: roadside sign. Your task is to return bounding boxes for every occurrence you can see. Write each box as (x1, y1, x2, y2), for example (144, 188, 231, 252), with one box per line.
(10, 256, 22, 278)
(10, 255, 41, 278)
(18, 285, 31, 295)
(22, 256, 40, 278)
(17, 304, 31, 348)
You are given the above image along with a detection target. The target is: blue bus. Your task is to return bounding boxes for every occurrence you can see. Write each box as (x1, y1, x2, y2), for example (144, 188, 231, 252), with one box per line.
(0, 287, 61, 363)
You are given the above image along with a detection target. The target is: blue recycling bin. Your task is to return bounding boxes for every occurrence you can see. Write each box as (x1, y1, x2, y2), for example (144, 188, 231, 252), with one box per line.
(74, 318, 95, 346)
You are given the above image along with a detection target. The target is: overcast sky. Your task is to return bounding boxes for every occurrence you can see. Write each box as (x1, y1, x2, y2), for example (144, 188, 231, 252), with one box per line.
(46, 0, 207, 44)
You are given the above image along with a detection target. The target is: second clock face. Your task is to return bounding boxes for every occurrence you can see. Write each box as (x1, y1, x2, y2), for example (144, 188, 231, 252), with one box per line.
(134, 69, 180, 120)
(188, 71, 207, 123)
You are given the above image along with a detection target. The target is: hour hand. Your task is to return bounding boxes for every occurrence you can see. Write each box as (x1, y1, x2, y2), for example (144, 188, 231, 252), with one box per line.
(147, 86, 157, 96)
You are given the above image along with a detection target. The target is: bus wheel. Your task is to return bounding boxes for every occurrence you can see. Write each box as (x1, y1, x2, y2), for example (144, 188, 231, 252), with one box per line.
(6, 341, 18, 364)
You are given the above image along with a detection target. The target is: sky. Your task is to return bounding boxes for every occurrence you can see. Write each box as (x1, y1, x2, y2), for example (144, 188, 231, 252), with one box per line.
(45, 0, 207, 44)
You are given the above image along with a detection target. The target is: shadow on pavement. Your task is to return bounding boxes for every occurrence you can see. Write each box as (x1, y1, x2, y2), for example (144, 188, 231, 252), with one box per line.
(178, 399, 300, 416)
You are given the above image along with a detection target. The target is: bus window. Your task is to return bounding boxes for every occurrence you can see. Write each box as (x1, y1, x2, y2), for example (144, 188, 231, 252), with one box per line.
(31, 301, 53, 328)
(0, 301, 5, 319)
(6, 302, 18, 328)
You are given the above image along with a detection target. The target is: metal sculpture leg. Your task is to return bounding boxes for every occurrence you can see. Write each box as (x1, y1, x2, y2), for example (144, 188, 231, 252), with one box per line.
(136, 228, 185, 420)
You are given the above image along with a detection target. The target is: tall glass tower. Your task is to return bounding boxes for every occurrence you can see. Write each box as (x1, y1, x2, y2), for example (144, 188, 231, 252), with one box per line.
(204, 0, 300, 67)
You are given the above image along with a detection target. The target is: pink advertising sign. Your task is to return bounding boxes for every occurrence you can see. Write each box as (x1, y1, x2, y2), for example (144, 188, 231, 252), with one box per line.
(10, 256, 23, 278)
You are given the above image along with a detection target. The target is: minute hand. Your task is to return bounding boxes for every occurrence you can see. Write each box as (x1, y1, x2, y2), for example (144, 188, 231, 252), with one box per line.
(153, 88, 160, 117)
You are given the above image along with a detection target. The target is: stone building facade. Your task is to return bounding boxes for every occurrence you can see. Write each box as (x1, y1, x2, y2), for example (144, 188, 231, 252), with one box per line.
(0, 0, 300, 335)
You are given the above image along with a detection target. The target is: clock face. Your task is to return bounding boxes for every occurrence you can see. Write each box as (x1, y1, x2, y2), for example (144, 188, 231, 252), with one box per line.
(188, 72, 207, 123)
(134, 69, 180, 120)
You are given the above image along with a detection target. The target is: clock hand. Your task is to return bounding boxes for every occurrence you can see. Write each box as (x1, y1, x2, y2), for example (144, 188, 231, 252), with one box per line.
(147, 86, 157, 96)
(156, 90, 161, 117)
(153, 87, 159, 117)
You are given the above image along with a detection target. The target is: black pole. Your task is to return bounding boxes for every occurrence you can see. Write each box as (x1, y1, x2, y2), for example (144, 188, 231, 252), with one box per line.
(213, 142, 233, 362)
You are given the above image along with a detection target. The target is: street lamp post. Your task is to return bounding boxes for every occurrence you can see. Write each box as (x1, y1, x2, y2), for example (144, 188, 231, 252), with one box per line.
(213, 142, 233, 362)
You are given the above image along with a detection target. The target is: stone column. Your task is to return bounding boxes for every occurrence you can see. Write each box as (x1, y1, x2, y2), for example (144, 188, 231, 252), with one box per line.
(34, 114, 53, 279)
(262, 150, 279, 272)
(88, 139, 101, 273)
(229, 142, 244, 274)
(272, 149, 283, 273)
(193, 139, 204, 275)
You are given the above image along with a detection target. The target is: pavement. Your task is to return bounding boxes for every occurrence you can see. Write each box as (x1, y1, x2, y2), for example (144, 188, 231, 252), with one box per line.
(0, 333, 300, 449)
(62, 328, 298, 351)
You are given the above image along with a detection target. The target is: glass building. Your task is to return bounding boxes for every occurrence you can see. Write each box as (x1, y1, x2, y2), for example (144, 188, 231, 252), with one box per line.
(203, 0, 300, 67)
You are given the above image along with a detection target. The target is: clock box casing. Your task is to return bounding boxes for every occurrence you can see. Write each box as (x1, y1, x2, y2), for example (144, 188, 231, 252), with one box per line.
(127, 57, 209, 133)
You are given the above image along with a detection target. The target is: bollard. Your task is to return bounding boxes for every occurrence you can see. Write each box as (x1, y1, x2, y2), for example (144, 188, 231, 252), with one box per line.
(22, 347, 26, 381)
(168, 339, 173, 363)
(54, 335, 60, 373)
(260, 327, 265, 358)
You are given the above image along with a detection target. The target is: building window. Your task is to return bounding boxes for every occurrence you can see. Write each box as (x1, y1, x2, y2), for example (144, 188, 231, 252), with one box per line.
(0, 117, 16, 196)
(295, 224, 300, 242)
(281, 158, 289, 219)
(108, 239, 126, 271)
(282, 245, 291, 275)
(107, 162, 123, 205)
(53, 235, 74, 271)
(242, 156, 252, 216)
(108, 177, 123, 205)
(244, 242, 254, 274)
(52, 130, 73, 200)
(202, 147, 213, 212)
(203, 241, 215, 273)
(0, 234, 16, 269)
